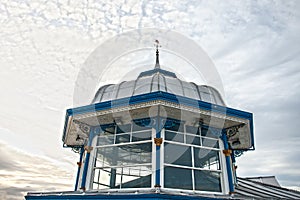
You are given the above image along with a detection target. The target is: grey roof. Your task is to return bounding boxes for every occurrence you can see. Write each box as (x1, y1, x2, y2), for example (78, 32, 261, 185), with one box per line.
(243, 176, 281, 187)
(92, 67, 225, 106)
(235, 177, 300, 199)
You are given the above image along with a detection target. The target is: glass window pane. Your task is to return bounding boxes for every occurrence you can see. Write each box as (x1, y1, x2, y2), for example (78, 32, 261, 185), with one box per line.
(132, 120, 151, 131)
(164, 166, 192, 190)
(186, 135, 200, 145)
(97, 135, 114, 146)
(121, 166, 152, 188)
(116, 124, 131, 133)
(185, 125, 200, 135)
(96, 143, 152, 167)
(132, 131, 152, 142)
(93, 166, 152, 189)
(165, 131, 184, 143)
(116, 133, 130, 144)
(164, 143, 192, 167)
(194, 148, 220, 170)
(164, 120, 184, 132)
(194, 170, 221, 192)
(202, 137, 219, 149)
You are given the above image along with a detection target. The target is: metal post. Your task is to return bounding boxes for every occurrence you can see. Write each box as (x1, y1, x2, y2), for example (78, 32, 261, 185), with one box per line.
(74, 147, 84, 191)
(80, 127, 95, 191)
(154, 106, 162, 190)
(221, 131, 234, 194)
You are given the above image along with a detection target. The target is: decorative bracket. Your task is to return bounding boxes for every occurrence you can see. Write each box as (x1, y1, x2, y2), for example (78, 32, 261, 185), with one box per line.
(223, 149, 232, 156)
(77, 162, 82, 167)
(84, 146, 93, 153)
(154, 138, 163, 146)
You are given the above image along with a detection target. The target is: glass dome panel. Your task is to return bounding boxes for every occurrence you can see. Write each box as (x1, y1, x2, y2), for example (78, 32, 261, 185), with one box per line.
(101, 85, 116, 102)
(133, 77, 152, 96)
(150, 74, 159, 92)
(182, 81, 199, 99)
(165, 76, 184, 96)
(117, 80, 135, 99)
(158, 74, 167, 92)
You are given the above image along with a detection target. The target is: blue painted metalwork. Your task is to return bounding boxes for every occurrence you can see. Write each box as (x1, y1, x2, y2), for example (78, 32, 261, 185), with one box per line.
(155, 109, 162, 187)
(80, 127, 96, 190)
(74, 147, 84, 191)
(25, 193, 219, 200)
(221, 131, 234, 193)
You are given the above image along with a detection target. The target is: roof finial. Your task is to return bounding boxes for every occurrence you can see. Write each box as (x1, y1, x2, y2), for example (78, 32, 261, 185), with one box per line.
(154, 40, 161, 69)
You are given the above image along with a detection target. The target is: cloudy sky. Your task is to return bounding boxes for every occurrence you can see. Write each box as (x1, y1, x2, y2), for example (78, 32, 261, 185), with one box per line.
(0, 0, 299, 199)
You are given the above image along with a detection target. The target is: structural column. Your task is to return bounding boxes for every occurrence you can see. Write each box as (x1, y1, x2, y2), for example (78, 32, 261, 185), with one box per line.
(80, 127, 95, 191)
(154, 107, 163, 190)
(74, 147, 85, 191)
(221, 131, 234, 194)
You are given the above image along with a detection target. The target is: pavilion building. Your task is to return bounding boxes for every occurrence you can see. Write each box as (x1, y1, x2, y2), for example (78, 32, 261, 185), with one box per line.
(25, 46, 300, 200)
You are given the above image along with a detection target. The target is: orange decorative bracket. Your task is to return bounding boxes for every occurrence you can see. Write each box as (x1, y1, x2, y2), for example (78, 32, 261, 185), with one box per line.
(154, 138, 163, 146)
(223, 149, 232, 156)
(84, 146, 93, 153)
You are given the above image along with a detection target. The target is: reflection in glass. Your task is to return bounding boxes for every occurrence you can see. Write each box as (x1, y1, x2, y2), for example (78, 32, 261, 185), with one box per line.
(194, 148, 220, 170)
(164, 166, 192, 190)
(164, 143, 192, 167)
(194, 170, 221, 192)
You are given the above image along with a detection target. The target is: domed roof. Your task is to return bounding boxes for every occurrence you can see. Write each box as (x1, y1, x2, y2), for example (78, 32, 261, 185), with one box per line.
(92, 49, 225, 106)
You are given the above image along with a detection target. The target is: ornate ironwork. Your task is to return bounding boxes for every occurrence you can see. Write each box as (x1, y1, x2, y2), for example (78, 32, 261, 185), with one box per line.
(233, 150, 244, 157)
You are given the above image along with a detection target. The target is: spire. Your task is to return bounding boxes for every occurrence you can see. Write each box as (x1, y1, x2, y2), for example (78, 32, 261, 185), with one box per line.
(154, 40, 161, 69)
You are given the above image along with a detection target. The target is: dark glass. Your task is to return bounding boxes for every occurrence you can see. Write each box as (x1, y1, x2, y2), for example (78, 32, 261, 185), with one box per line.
(202, 137, 219, 148)
(185, 125, 200, 135)
(164, 143, 192, 167)
(164, 166, 192, 190)
(186, 135, 200, 145)
(132, 131, 152, 142)
(116, 124, 131, 133)
(194, 170, 221, 192)
(165, 131, 184, 143)
(194, 148, 220, 170)
(132, 121, 151, 131)
(116, 134, 130, 144)
(164, 119, 184, 132)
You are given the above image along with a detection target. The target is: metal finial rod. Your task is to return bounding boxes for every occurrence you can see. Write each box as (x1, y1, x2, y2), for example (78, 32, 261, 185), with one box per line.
(154, 40, 161, 69)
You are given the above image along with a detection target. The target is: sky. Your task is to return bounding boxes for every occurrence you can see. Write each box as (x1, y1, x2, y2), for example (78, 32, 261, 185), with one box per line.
(0, 0, 300, 199)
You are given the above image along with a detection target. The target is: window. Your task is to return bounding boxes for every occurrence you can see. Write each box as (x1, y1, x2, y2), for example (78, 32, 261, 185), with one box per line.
(163, 120, 222, 192)
(92, 121, 153, 190)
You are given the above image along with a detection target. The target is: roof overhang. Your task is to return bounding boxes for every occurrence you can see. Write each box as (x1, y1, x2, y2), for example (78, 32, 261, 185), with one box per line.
(62, 91, 254, 151)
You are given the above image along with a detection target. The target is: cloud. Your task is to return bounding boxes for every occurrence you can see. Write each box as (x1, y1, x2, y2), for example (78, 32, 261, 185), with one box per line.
(0, 142, 75, 199)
